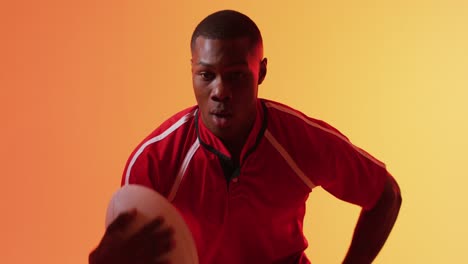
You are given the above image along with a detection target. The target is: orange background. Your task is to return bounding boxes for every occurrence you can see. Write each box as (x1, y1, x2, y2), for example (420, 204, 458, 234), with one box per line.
(2, 1, 467, 263)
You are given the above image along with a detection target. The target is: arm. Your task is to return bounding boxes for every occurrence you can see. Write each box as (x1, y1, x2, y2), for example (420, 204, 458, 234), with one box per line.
(342, 174, 402, 264)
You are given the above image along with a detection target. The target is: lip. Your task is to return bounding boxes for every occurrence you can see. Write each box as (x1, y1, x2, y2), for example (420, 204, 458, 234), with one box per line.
(210, 108, 232, 114)
(210, 111, 233, 128)
(210, 109, 233, 117)
(211, 111, 232, 116)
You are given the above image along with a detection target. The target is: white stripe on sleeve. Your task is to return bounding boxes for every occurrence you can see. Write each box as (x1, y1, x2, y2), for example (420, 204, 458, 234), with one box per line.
(168, 139, 200, 202)
(265, 129, 316, 190)
(124, 110, 197, 185)
(265, 101, 386, 169)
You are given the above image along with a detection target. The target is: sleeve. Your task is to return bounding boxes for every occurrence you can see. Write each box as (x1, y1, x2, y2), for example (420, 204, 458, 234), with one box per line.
(265, 102, 387, 209)
(313, 129, 388, 210)
(119, 107, 197, 195)
(120, 136, 180, 198)
(121, 145, 158, 190)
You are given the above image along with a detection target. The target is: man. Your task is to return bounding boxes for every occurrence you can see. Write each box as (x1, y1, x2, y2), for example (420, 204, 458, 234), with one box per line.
(90, 10, 402, 264)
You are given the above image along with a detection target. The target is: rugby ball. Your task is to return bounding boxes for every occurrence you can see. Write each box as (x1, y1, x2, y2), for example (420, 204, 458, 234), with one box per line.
(105, 184, 198, 264)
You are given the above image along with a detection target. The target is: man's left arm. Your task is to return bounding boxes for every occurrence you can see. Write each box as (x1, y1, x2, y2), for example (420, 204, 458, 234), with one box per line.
(342, 174, 402, 264)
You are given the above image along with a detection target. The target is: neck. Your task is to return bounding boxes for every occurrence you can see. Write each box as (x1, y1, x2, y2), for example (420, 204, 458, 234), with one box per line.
(222, 135, 247, 165)
(225, 106, 258, 164)
(220, 103, 259, 164)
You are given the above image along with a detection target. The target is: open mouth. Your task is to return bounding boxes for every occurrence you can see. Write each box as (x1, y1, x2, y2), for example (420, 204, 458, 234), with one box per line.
(212, 112, 232, 118)
(211, 112, 233, 128)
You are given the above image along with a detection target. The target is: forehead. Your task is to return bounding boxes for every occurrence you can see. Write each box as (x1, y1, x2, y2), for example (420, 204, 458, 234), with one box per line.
(191, 37, 259, 66)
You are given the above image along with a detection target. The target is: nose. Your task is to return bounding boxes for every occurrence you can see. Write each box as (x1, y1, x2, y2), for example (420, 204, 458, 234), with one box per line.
(211, 80, 231, 102)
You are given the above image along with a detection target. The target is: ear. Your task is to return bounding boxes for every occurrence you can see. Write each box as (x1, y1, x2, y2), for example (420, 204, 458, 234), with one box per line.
(258, 58, 268, 85)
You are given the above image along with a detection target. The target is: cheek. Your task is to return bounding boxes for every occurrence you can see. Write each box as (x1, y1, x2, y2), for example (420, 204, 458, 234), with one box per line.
(241, 80, 258, 98)
(193, 83, 210, 104)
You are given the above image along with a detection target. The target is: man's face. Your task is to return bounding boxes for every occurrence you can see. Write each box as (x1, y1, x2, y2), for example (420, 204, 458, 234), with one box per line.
(191, 36, 266, 143)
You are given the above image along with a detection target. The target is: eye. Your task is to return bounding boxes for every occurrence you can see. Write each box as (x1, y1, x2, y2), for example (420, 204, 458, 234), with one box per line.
(227, 71, 247, 81)
(198, 72, 215, 81)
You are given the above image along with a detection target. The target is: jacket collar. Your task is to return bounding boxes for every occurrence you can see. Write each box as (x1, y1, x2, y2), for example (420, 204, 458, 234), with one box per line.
(196, 99, 268, 164)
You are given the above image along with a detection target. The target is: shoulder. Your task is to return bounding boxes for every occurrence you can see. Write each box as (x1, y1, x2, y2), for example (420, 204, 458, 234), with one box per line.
(261, 98, 348, 141)
(145, 106, 197, 141)
(132, 106, 198, 157)
(151, 106, 198, 136)
(122, 106, 199, 188)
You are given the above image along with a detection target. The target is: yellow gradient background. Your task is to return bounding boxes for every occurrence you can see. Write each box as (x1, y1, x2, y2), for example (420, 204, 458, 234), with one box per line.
(2, 1, 467, 263)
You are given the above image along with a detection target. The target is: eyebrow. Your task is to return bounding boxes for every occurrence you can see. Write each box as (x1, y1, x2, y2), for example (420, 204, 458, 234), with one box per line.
(196, 60, 249, 67)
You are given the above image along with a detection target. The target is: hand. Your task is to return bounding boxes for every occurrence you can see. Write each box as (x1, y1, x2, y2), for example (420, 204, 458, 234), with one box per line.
(89, 209, 174, 264)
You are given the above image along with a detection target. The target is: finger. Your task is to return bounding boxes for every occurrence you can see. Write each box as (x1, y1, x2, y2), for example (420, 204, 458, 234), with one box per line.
(150, 228, 175, 256)
(106, 209, 137, 233)
(128, 233, 173, 264)
(129, 225, 173, 249)
(153, 226, 174, 239)
(127, 226, 175, 260)
(134, 216, 165, 236)
(125, 217, 168, 250)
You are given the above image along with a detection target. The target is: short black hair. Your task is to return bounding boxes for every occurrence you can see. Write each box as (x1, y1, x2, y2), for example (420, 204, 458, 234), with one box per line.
(190, 10, 263, 51)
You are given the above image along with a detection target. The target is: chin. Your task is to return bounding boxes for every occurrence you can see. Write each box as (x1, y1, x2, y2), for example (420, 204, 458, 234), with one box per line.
(211, 127, 234, 141)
